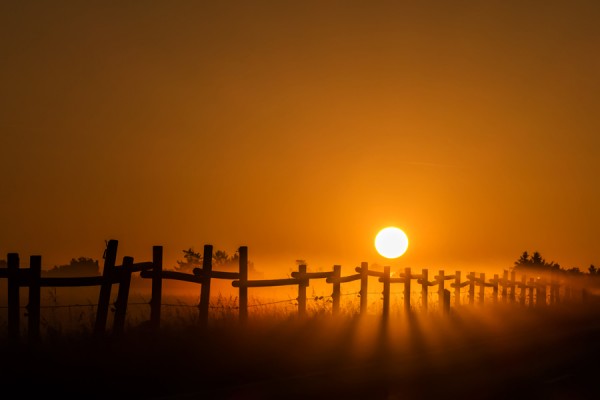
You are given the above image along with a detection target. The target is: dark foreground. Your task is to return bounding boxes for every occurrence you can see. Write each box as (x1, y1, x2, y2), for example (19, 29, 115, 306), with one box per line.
(1, 303, 600, 400)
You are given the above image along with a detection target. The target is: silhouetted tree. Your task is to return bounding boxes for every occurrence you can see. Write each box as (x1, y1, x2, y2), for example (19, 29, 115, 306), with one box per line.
(212, 249, 242, 269)
(531, 251, 544, 266)
(174, 247, 244, 272)
(213, 250, 229, 266)
(589, 265, 599, 275)
(514, 251, 531, 268)
(513, 251, 560, 273)
(174, 248, 202, 272)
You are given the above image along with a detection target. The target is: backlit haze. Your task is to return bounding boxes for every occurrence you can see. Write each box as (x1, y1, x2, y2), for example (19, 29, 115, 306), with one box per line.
(2, 1, 599, 277)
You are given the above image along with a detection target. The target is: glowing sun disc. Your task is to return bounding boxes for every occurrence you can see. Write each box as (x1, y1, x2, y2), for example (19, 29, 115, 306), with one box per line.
(375, 227, 409, 259)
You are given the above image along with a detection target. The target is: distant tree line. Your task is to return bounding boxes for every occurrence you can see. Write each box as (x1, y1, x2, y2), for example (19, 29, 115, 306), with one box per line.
(44, 257, 100, 277)
(513, 250, 598, 276)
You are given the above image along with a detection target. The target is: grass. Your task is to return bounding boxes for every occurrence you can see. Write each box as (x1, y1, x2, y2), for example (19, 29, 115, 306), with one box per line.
(1, 285, 600, 399)
(0, 283, 589, 338)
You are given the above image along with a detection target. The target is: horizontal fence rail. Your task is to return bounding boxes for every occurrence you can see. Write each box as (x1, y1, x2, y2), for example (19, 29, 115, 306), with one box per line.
(1, 241, 598, 344)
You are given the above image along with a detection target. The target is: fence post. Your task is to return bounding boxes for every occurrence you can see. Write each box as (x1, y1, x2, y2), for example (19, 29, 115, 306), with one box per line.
(332, 265, 341, 316)
(502, 271, 508, 302)
(298, 264, 307, 317)
(541, 278, 547, 306)
(550, 273, 559, 304)
(509, 270, 516, 303)
(537, 278, 546, 307)
(239, 246, 248, 324)
(382, 266, 390, 321)
(492, 274, 499, 303)
(443, 289, 451, 315)
(454, 271, 461, 308)
(150, 245, 163, 332)
(468, 272, 475, 305)
(199, 244, 213, 328)
(437, 270, 446, 311)
(359, 262, 369, 315)
(28, 255, 42, 344)
(421, 269, 429, 312)
(404, 267, 411, 313)
(8, 253, 20, 344)
(479, 273, 486, 305)
(113, 256, 133, 336)
(520, 275, 527, 306)
(95, 239, 119, 336)
(528, 277, 535, 307)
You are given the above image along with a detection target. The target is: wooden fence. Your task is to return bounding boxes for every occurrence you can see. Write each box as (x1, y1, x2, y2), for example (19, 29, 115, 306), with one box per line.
(0, 240, 593, 343)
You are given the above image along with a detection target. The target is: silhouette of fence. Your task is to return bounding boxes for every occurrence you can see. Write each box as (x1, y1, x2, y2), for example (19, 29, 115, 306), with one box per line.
(0, 240, 594, 343)
(0, 240, 161, 343)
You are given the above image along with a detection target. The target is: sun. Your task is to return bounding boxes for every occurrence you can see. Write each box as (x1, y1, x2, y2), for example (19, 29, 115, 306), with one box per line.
(375, 227, 409, 259)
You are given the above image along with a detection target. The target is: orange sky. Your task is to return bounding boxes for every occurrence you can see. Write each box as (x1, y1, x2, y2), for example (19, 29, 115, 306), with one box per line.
(1, 1, 599, 277)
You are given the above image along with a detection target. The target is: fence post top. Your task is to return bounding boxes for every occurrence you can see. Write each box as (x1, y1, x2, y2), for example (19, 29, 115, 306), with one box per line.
(356, 265, 368, 273)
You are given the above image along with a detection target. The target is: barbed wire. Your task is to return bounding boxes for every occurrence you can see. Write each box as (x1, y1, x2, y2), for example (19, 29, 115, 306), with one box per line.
(0, 285, 562, 312)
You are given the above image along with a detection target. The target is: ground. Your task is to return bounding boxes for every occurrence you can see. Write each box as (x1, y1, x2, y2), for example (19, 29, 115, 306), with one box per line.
(1, 302, 600, 399)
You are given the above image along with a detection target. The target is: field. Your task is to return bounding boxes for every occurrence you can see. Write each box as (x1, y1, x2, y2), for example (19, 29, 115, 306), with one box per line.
(1, 283, 600, 400)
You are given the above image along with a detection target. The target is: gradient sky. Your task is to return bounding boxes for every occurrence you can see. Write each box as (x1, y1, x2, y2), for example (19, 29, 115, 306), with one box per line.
(1, 1, 599, 276)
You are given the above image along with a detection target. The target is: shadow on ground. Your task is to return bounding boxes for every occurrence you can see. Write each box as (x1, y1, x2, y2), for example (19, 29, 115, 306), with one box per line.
(1, 303, 600, 399)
